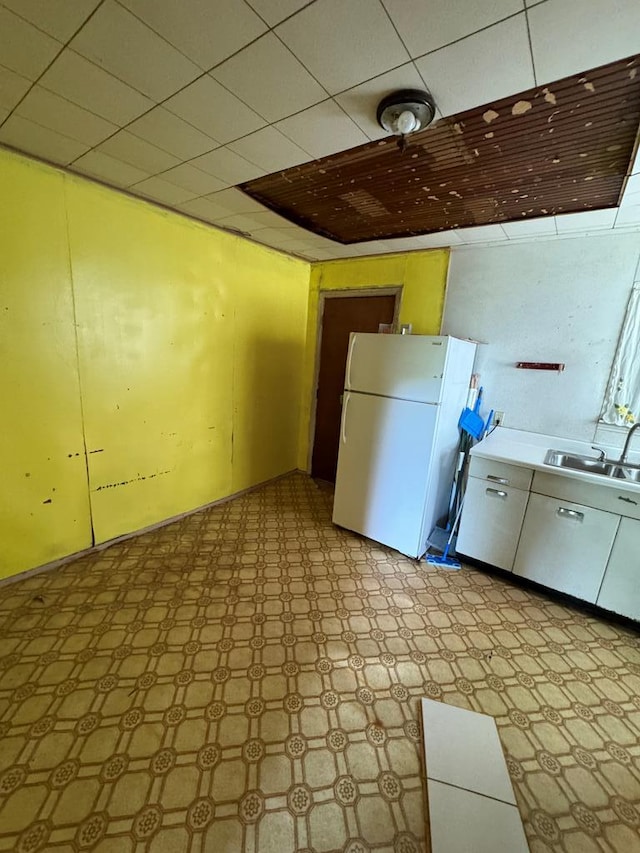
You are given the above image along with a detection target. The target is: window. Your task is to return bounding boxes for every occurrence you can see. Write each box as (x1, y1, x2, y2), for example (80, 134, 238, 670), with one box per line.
(600, 284, 640, 426)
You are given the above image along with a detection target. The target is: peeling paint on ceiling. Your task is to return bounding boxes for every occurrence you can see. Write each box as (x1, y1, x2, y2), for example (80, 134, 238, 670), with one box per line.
(241, 55, 640, 244)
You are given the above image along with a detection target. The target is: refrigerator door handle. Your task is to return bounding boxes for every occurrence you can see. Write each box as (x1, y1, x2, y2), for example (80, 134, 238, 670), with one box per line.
(345, 335, 357, 389)
(342, 392, 350, 443)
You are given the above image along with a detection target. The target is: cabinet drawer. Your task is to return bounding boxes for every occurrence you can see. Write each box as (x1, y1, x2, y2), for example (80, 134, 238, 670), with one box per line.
(597, 517, 640, 621)
(469, 457, 533, 491)
(513, 493, 619, 602)
(457, 477, 529, 571)
(533, 471, 640, 521)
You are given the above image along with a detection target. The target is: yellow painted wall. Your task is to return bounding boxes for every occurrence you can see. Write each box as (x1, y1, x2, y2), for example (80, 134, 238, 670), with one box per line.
(297, 251, 450, 469)
(1, 145, 448, 580)
(0, 154, 92, 577)
(1, 147, 309, 577)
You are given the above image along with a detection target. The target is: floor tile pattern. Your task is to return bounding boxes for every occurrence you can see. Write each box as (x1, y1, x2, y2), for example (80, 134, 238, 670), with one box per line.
(0, 473, 639, 852)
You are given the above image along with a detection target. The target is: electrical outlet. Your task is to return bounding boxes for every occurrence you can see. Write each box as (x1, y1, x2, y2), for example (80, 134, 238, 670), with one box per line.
(493, 411, 505, 426)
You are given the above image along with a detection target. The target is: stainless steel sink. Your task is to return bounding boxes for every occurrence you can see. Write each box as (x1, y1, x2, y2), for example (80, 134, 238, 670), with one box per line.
(611, 465, 640, 483)
(544, 449, 640, 483)
(544, 450, 612, 475)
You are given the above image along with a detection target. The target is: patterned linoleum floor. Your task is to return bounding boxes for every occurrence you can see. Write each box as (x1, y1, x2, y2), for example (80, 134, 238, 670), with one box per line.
(1, 473, 640, 853)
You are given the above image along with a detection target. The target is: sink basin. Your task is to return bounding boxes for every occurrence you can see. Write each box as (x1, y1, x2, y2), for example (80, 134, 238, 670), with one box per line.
(544, 450, 611, 475)
(544, 449, 640, 483)
(611, 465, 640, 483)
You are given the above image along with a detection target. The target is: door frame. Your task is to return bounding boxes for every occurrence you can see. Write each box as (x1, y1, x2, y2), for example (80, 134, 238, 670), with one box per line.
(307, 285, 402, 473)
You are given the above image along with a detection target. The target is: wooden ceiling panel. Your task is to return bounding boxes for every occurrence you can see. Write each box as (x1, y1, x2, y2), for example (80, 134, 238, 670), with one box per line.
(241, 55, 640, 243)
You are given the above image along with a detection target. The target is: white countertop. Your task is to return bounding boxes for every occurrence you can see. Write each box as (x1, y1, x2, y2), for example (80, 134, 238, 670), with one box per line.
(470, 427, 640, 495)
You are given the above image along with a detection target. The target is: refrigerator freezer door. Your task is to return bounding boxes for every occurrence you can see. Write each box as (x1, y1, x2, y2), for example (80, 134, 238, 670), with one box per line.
(345, 333, 448, 403)
(332, 391, 438, 557)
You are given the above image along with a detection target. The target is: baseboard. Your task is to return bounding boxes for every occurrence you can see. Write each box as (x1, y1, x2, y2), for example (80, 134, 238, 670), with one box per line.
(0, 469, 300, 590)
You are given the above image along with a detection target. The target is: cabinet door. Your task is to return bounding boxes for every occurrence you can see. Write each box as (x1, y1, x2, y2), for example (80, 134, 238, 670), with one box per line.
(513, 494, 619, 602)
(597, 517, 640, 620)
(456, 477, 529, 571)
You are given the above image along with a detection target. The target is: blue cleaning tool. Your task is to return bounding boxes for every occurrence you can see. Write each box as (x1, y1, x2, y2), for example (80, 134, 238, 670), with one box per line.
(458, 387, 484, 440)
(425, 499, 465, 570)
(483, 410, 494, 438)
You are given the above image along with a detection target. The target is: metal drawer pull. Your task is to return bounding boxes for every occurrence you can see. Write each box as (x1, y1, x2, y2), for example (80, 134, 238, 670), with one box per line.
(557, 507, 584, 522)
(619, 495, 638, 506)
(487, 475, 509, 485)
(486, 488, 507, 499)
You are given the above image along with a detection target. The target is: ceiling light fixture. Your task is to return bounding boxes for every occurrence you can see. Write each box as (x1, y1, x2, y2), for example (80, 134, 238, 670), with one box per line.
(377, 89, 436, 152)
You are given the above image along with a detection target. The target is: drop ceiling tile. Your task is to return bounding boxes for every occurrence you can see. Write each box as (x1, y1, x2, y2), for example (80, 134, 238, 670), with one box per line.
(276, 99, 369, 159)
(347, 239, 401, 255)
(500, 217, 557, 238)
(97, 130, 179, 174)
(192, 147, 266, 185)
(555, 209, 617, 232)
(1, 0, 101, 42)
(71, 150, 150, 186)
(276, 0, 409, 95)
(70, 0, 200, 101)
(216, 212, 278, 232)
(228, 126, 311, 172)
(621, 173, 640, 204)
(529, 0, 640, 86)
(383, 0, 523, 58)
(428, 781, 529, 853)
(160, 163, 227, 195)
(411, 231, 464, 247)
(204, 187, 271, 215)
(131, 176, 198, 205)
(211, 32, 326, 122)
(454, 224, 509, 243)
(614, 204, 640, 228)
(334, 62, 432, 141)
(15, 86, 117, 146)
(246, 0, 312, 26)
(251, 226, 298, 244)
(421, 699, 516, 805)
(0, 6, 61, 80)
(164, 75, 265, 144)
(383, 232, 462, 250)
(621, 189, 640, 208)
(119, 0, 267, 71)
(252, 234, 293, 253)
(415, 16, 534, 118)
(308, 247, 341, 259)
(176, 195, 237, 222)
(0, 114, 88, 164)
(127, 106, 218, 160)
(40, 50, 153, 124)
(0, 64, 32, 112)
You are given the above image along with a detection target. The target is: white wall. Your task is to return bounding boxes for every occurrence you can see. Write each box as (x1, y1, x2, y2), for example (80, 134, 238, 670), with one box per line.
(442, 232, 640, 442)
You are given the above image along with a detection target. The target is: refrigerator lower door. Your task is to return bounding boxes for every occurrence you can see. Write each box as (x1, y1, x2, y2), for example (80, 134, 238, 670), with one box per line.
(332, 391, 437, 558)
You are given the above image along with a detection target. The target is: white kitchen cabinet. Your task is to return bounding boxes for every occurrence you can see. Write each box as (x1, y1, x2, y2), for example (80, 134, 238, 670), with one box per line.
(513, 493, 619, 602)
(597, 517, 640, 621)
(457, 477, 529, 571)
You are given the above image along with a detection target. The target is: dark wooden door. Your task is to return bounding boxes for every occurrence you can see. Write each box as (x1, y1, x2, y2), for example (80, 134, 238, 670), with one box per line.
(311, 293, 397, 482)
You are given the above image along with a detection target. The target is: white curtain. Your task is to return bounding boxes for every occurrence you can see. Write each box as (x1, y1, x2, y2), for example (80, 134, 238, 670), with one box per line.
(601, 284, 640, 425)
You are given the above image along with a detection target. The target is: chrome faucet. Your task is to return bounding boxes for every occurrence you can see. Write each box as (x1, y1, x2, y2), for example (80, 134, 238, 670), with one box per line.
(619, 422, 640, 464)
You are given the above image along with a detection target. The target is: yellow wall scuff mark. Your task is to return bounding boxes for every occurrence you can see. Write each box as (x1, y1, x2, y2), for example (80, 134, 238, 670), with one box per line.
(297, 250, 450, 469)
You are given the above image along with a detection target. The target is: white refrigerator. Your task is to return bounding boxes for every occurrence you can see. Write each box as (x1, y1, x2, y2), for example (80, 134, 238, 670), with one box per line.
(332, 334, 477, 558)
